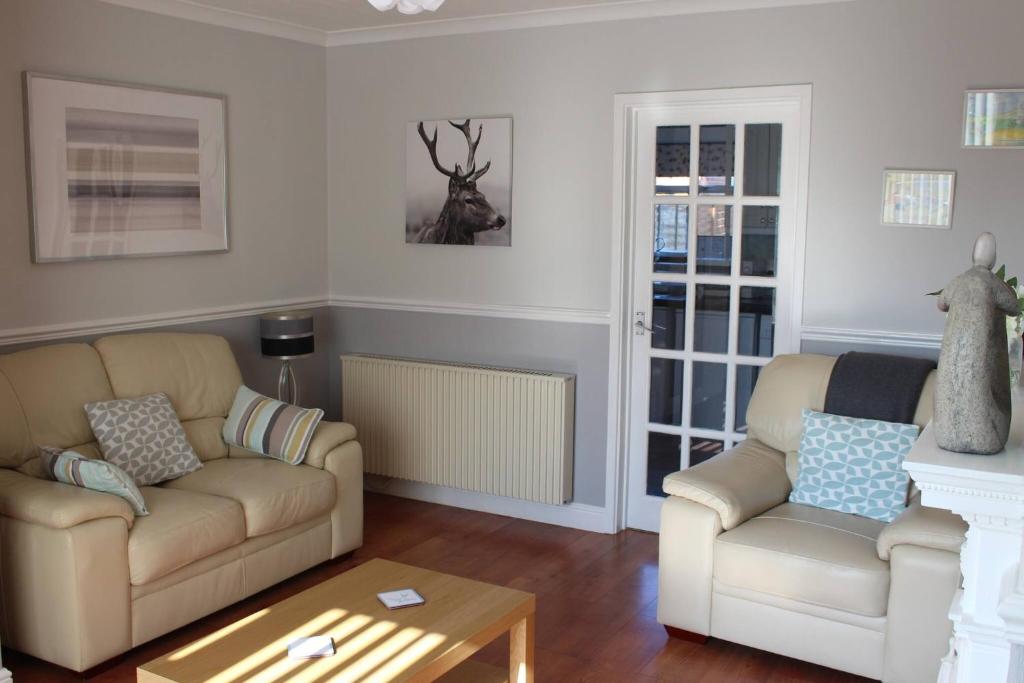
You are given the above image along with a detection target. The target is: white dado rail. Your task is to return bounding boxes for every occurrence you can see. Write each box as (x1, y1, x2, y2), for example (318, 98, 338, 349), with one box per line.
(904, 389, 1024, 683)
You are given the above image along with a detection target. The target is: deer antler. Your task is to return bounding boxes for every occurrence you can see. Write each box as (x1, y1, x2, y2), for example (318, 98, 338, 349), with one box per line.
(417, 119, 492, 184)
(449, 119, 491, 182)
(418, 121, 462, 181)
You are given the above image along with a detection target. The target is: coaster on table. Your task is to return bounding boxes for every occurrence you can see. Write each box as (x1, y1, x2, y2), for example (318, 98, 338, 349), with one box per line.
(377, 588, 425, 610)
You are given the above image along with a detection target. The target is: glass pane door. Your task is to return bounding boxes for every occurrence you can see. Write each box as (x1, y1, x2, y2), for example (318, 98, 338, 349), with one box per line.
(626, 92, 805, 533)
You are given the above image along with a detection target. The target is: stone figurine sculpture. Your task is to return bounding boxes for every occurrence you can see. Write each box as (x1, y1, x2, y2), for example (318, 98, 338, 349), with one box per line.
(934, 232, 1020, 454)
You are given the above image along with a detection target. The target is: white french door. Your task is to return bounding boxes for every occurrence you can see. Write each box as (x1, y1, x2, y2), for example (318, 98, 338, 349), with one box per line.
(622, 87, 810, 533)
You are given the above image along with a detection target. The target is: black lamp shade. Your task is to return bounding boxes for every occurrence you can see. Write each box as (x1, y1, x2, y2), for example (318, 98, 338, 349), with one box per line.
(260, 311, 314, 359)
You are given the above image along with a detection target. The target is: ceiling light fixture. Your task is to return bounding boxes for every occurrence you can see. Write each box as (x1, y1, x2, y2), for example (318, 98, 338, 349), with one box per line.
(367, 0, 445, 15)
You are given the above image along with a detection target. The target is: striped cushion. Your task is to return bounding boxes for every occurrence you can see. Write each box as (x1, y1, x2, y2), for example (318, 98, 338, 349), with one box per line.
(40, 447, 149, 515)
(222, 386, 323, 465)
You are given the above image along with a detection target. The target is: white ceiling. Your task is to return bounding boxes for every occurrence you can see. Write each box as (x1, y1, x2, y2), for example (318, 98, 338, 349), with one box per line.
(98, 0, 853, 45)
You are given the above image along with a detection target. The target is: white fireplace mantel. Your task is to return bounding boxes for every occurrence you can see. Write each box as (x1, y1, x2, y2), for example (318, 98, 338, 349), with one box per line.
(904, 396, 1024, 683)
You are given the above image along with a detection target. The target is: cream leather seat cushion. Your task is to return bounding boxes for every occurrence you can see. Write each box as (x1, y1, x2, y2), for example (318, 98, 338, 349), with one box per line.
(161, 458, 336, 537)
(714, 502, 889, 617)
(129, 487, 245, 585)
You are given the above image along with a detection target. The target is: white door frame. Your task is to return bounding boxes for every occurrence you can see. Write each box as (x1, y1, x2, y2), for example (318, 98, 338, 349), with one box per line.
(604, 84, 813, 532)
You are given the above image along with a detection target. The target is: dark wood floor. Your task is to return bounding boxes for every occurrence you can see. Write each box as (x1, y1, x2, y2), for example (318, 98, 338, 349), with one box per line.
(4, 493, 871, 682)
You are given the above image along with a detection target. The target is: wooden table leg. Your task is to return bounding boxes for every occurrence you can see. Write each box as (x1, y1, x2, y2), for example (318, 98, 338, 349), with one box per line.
(509, 613, 535, 683)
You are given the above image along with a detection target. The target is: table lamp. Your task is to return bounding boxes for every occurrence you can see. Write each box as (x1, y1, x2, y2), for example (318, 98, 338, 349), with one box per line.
(260, 310, 314, 404)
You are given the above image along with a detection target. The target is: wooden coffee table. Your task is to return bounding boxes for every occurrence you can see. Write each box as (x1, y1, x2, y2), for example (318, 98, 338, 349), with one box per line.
(137, 558, 535, 683)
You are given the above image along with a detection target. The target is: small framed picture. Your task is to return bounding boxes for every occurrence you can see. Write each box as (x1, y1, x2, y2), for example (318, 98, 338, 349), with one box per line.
(23, 72, 229, 263)
(881, 169, 956, 229)
(963, 89, 1024, 149)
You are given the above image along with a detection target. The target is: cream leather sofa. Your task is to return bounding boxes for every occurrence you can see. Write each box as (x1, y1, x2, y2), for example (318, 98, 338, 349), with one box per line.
(658, 354, 967, 683)
(0, 333, 363, 672)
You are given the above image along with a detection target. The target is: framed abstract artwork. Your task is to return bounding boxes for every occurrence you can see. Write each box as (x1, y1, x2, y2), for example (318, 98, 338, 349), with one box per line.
(405, 116, 512, 247)
(23, 73, 228, 262)
(963, 89, 1024, 149)
(880, 169, 956, 229)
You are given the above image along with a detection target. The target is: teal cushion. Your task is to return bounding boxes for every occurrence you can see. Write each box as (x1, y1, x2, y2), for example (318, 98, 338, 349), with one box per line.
(789, 409, 919, 523)
(40, 447, 149, 516)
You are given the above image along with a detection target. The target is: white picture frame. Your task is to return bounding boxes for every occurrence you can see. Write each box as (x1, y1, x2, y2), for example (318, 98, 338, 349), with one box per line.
(23, 72, 229, 263)
(963, 89, 1024, 149)
(880, 169, 956, 229)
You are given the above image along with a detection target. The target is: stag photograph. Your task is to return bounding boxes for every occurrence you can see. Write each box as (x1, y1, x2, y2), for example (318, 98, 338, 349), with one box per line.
(405, 116, 512, 246)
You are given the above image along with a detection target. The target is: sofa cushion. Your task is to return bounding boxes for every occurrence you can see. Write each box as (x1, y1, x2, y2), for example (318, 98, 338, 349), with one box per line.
(161, 458, 336, 537)
(94, 333, 242, 421)
(790, 409, 918, 523)
(714, 502, 889, 617)
(40, 447, 149, 516)
(0, 343, 115, 453)
(222, 386, 323, 465)
(128, 487, 245, 585)
(182, 416, 229, 462)
(0, 369, 34, 469)
(85, 392, 202, 486)
(745, 354, 835, 455)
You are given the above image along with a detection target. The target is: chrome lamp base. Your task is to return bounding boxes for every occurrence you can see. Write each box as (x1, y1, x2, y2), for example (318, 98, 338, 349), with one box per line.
(277, 359, 299, 405)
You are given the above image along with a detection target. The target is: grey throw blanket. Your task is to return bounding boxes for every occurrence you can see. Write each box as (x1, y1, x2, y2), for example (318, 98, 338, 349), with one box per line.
(823, 352, 936, 425)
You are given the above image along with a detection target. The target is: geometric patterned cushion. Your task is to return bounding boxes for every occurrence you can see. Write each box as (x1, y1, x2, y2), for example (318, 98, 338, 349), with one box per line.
(84, 392, 202, 486)
(789, 408, 919, 523)
(39, 446, 149, 515)
(222, 385, 323, 465)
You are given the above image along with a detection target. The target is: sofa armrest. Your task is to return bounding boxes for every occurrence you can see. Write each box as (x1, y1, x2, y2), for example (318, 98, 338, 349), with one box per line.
(303, 420, 358, 469)
(0, 467, 134, 530)
(662, 438, 790, 530)
(877, 495, 966, 561)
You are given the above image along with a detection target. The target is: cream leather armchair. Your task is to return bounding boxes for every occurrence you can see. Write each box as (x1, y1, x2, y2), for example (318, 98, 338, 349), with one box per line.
(0, 333, 363, 672)
(657, 354, 967, 683)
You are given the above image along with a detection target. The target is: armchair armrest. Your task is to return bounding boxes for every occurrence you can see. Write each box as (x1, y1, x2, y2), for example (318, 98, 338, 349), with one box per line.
(303, 420, 358, 469)
(0, 467, 134, 530)
(662, 438, 790, 530)
(877, 495, 966, 561)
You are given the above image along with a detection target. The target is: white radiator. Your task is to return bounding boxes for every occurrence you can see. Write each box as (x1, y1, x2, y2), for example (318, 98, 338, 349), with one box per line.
(340, 354, 575, 505)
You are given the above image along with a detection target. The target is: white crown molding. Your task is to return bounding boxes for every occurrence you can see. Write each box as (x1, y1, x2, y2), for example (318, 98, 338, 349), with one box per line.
(325, 0, 853, 46)
(800, 325, 943, 350)
(329, 295, 611, 325)
(97, 0, 329, 45)
(96, 0, 854, 47)
(0, 296, 329, 347)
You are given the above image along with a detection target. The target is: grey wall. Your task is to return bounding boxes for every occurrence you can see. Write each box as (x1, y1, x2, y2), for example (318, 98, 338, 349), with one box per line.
(0, 0, 327, 334)
(325, 0, 1024, 509)
(325, 0, 1024, 333)
(328, 307, 609, 505)
(0, 307, 333, 414)
(3, 0, 1021, 514)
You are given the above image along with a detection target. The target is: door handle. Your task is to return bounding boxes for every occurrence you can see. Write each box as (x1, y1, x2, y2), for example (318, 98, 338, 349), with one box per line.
(634, 312, 665, 335)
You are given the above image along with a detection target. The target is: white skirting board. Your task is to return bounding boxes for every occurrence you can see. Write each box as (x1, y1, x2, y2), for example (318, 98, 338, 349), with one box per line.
(364, 475, 614, 534)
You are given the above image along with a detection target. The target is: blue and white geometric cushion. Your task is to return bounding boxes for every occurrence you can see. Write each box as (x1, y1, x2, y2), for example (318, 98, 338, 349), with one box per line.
(789, 409, 919, 523)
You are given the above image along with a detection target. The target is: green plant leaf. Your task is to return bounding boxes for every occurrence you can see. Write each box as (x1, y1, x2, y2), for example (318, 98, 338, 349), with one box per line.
(997, 264, 1007, 280)
(1009, 276, 1018, 289)
(926, 289, 943, 297)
